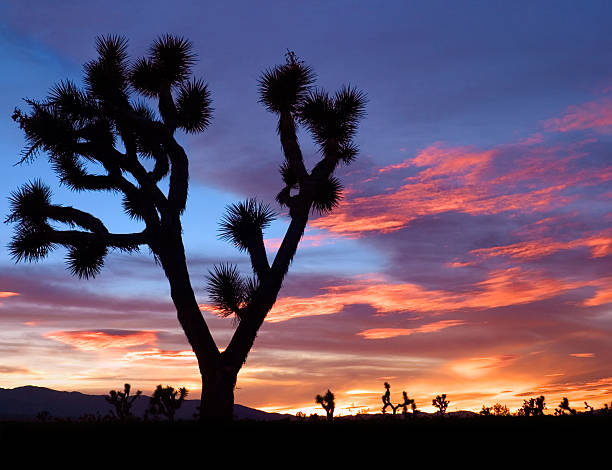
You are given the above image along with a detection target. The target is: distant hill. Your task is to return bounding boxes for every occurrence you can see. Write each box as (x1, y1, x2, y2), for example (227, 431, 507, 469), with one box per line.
(0, 386, 290, 421)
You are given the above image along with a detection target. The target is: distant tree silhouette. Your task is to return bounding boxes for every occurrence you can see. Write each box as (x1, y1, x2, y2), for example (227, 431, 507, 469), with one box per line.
(518, 395, 546, 417)
(381, 382, 414, 416)
(480, 405, 492, 416)
(584, 402, 594, 414)
(6, 35, 365, 422)
(555, 397, 576, 416)
(493, 403, 510, 416)
(146, 385, 188, 422)
(315, 390, 335, 421)
(381, 382, 400, 414)
(105, 383, 142, 421)
(432, 394, 450, 416)
(400, 391, 416, 417)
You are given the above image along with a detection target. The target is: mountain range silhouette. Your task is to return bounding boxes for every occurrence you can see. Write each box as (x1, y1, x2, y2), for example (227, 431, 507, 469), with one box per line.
(0, 386, 290, 421)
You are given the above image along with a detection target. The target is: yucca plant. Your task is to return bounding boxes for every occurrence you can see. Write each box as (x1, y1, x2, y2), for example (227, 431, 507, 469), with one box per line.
(146, 385, 188, 422)
(315, 389, 335, 421)
(432, 394, 450, 416)
(105, 383, 142, 421)
(7, 36, 365, 421)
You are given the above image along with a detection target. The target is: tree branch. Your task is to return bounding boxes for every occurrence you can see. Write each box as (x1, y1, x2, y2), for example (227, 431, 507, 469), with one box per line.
(279, 111, 308, 184)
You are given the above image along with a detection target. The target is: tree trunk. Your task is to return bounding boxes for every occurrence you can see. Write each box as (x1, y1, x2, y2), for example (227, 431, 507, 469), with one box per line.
(200, 369, 236, 422)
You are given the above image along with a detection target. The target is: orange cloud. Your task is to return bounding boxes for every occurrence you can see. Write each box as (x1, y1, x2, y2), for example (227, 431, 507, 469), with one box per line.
(44, 330, 158, 351)
(570, 353, 595, 358)
(0, 292, 19, 305)
(583, 285, 612, 307)
(450, 355, 518, 378)
(544, 97, 612, 133)
(467, 231, 612, 261)
(266, 267, 595, 322)
(0, 292, 19, 298)
(358, 320, 464, 339)
(122, 348, 196, 362)
(312, 141, 585, 236)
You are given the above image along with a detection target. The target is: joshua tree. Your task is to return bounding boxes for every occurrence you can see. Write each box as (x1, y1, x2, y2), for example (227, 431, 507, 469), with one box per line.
(480, 405, 492, 416)
(146, 385, 188, 422)
(584, 402, 594, 413)
(105, 383, 142, 421)
(382, 382, 414, 416)
(400, 391, 416, 417)
(315, 389, 335, 421)
(518, 395, 546, 417)
(492, 403, 510, 416)
(6, 36, 365, 421)
(432, 394, 450, 416)
(555, 397, 576, 416)
(382, 382, 400, 414)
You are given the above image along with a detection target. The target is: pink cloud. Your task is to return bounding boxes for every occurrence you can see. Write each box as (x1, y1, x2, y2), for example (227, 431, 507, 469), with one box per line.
(0, 292, 19, 298)
(358, 320, 465, 340)
(466, 231, 612, 261)
(263, 267, 600, 323)
(544, 97, 612, 133)
(311, 138, 607, 236)
(44, 330, 158, 351)
(122, 348, 196, 362)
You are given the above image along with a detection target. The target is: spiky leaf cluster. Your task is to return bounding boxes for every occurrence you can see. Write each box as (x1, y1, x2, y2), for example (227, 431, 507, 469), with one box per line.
(6, 181, 54, 262)
(219, 199, 276, 252)
(6, 180, 52, 227)
(85, 35, 130, 105)
(175, 79, 212, 133)
(299, 86, 366, 151)
(66, 239, 108, 279)
(206, 263, 250, 318)
(312, 176, 343, 214)
(130, 35, 196, 96)
(259, 53, 315, 114)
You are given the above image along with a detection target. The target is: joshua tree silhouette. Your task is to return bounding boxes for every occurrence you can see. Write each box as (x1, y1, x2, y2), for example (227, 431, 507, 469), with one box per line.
(401, 391, 416, 417)
(432, 394, 450, 416)
(315, 390, 335, 421)
(105, 383, 142, 421)
(493, 403, 510, 416)
(381, 382, 415, 416)
(518, 395, 546, 416)
(146, 385, 188, 422)
(6, 35, 365, 421)
(555, 397, 576, 416)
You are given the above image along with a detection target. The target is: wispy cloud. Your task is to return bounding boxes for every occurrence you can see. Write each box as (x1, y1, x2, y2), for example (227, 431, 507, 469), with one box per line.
(358, 320, 465, 339)
(44, 330, 158, 351)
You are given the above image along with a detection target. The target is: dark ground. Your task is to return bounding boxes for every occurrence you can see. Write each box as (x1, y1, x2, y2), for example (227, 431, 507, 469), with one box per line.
(3, 414, 610, 449)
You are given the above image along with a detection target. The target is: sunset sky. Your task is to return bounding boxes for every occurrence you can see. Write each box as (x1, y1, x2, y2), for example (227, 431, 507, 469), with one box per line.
(1, 1, 612, 416)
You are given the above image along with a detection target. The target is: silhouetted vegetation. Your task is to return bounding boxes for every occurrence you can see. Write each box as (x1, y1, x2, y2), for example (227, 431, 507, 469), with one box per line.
(432, 394, 450, 416)
(105, 384, 142, 421)
(7, 35, 365, 422)
(401, 391, 417, 417)
(555, 397, 576, 416)
(518, 396, 546, 417)
(145, 385, 188, 422)
(381, 382, 416, 416)
(493, 403, 510, 416)
(315, 390, 335, 421)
